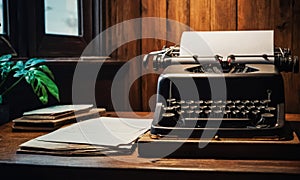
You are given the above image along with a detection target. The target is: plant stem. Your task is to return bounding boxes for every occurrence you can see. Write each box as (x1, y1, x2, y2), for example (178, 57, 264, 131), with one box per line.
(0, 77, 8, 88)
(1, 76, 24, 97)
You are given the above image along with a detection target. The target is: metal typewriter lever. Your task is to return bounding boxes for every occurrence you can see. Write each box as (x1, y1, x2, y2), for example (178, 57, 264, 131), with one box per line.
(143, 46, 299, 73)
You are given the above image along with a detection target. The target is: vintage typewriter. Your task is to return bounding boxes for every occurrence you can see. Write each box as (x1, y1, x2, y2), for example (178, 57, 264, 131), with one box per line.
(143, 32, 299, 140)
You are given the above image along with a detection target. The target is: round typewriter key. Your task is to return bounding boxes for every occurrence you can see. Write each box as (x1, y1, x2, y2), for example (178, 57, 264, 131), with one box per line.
(195, 109, 203, 116)
(181, 105, 189, 110)
(172, 105, 181, 112)
(242, 100, 250, 104)
(232, 109, 240, 118)
(164, 106, 174, 113)
(260, 99, 269, 105)
(228, 104, 236, 110)
(214, 100, 223, 104)
(177, 110, 186, 119)
(218, 104, 226, 110)
(158, 112, 177, 127)
(210, 105, 217, 109)
(251, 100, 260, 106)
(234, 100, 241, 104)
(167, 98, 176, 106)
(213, 110, 223, 118)
(205, 100, 213, 105)
(177, 100, 185, 104)
(257, 105, 266, 113)
(186, 100, 194, 105)
(247, 105, 256, 111)
(199, 105, 207, 110)
(241, 110, 250, 118)
(194, 100, 203, 104)
(265, 106, 276, 113)
(237, 105, 245, 110)
(251, 110, 261, 123)
(186, 110, 195, 118)
(189, 105, 198, 110)
(225, 100, 232, 104)
(204, 109, 211, 118)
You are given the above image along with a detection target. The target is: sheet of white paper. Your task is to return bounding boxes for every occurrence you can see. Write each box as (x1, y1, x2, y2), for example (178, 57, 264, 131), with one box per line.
(36, 117, 152, 147)
(179, 30, 274, 62)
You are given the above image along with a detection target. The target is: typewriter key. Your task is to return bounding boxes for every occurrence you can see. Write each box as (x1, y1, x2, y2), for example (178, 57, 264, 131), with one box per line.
(242, 100, 250, 104)
(214, 100, 223, 105)
(241, 110, 250, 118)
(167, 98, 176, 106)
(158, 112, 177, 127)
(251, 110, 261, 123)
(265, 106, 276, 113)
(237, 105, 245, 110)
(224, 110, 231, 118)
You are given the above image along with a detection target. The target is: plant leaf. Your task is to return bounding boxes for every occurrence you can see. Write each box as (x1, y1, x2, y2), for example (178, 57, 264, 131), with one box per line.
(39, 85, 48, 104)
(38, 65, 55, 80)
(0, 61, 14, 79)
(12, 61, 24, 71)
(24, 58, 45, 68)
(33, 70, 60, 102)
(0, 54, 12, 62)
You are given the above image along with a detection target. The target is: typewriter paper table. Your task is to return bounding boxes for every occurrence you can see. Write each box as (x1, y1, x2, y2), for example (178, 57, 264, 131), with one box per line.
(0, 112, 300, 179)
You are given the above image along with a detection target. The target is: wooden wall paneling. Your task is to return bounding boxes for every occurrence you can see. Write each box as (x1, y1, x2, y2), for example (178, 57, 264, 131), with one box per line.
(167, 0, 190, 46)
(273, 0, 299, 113)
(104, 0, 142, 111)
(115, 0, 142, 111)
(210, 0, 237, 30)
(141, 0, 167, 111)
(290, 0, 300, 113)
(190, 0, 211, 31)
(238, 0, 299, 113)
(237, 0, 275, 30)
(104, 0, 118, 58)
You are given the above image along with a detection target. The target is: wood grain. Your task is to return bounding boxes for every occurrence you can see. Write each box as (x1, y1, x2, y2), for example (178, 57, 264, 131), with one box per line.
(237, 0, 275, 30)
(103, 0, 300, 113)
(167, 0, 190, 45)
(190, 0, 211, 30)
(211, 0, 237, 30)
(141, 0, 167, 111)
(1, 113, 300, 179)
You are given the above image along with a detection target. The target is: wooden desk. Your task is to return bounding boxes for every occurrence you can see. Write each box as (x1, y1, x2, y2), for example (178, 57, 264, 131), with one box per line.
(1, 112, 300, 179)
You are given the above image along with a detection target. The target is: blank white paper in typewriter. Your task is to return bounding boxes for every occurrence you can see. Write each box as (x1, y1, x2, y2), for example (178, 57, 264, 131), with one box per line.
(179, 30, 274, 63)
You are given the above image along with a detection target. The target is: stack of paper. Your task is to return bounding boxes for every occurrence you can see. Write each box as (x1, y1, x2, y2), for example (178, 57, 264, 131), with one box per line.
(17, 117, 152, 156)
(12, 104, 106, 131)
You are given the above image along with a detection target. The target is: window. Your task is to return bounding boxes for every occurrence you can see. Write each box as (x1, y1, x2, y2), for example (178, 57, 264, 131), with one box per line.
(44, 0, 80, 36)
(1, 0, 102, 58)
(0, 0, 4, 34)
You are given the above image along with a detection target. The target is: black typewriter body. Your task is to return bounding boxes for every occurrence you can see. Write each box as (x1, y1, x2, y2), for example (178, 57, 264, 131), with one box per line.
(144, 46, 298, 140)
(151, 63, 289, 139)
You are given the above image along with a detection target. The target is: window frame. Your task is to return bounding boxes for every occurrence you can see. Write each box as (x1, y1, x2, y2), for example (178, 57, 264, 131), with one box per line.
(4, 0, 102, 58)
(30, 0, 93, 57)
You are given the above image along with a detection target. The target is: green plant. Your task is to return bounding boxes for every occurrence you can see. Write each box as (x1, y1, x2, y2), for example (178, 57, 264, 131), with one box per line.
(0, 54, 60, 104)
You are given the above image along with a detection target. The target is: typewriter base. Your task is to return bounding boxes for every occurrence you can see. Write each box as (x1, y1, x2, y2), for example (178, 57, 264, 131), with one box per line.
(137, 124, 300, 159)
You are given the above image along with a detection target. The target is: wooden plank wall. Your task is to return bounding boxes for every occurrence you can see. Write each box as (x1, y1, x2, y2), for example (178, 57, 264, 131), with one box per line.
(104, 0, 300, 113)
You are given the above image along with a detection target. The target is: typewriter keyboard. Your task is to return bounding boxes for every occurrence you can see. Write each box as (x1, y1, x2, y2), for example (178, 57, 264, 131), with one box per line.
(155, 98, 279, 129)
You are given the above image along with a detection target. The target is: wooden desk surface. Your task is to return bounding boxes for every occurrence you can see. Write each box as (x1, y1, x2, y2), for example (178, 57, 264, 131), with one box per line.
(1, 112, 300, 179)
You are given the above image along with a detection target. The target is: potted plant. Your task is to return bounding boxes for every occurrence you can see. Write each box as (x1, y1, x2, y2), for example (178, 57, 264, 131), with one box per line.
(0, 54, 60, 124)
